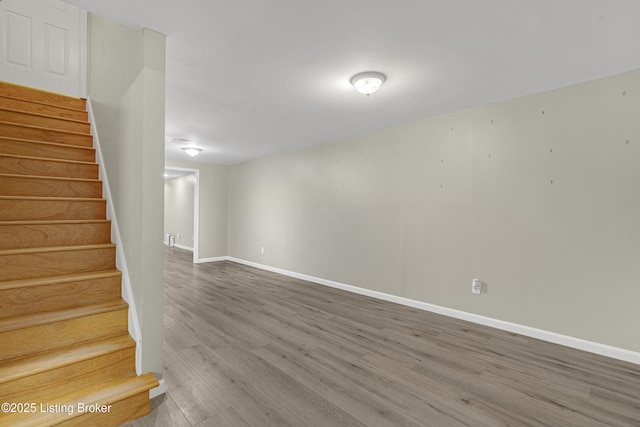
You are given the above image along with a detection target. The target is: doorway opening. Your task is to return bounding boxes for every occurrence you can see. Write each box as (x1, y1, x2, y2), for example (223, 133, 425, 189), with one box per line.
(164, 167, 200, 263)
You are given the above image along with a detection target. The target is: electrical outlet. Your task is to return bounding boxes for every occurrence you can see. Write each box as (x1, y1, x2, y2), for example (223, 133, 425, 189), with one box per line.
(261, 247, 265, 254)
(177, 233, 181, 240)
(472, 279, 482, 295)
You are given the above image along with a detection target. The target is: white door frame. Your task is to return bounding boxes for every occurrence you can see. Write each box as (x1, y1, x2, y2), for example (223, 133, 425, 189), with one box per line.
(164, 167, 200, 263)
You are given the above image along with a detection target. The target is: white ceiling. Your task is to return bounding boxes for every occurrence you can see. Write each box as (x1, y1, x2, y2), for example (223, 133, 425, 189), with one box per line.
(66, 0, 640, 165)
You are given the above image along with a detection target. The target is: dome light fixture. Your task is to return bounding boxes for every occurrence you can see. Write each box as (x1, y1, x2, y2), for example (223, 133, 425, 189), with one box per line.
(182, 147, 202, 157)
(350, 71, 386, 96)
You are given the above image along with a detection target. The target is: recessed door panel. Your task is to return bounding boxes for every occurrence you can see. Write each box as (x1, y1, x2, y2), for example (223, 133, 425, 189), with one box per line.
(44, 23, 68, 76)
(5, 11, 32, 68)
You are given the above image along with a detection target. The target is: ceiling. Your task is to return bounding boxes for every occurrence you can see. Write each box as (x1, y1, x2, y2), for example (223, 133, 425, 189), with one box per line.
(66, 0, 640, 165)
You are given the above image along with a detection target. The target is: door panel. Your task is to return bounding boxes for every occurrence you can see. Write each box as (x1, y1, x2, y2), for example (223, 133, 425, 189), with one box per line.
(0, 0, 86, 97)
(5, 10, 32, 68)
(44, 23, 68, 76)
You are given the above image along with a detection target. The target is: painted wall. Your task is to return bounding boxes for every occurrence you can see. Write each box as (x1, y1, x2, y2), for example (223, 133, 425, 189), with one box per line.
(228, 69, 640, 353)
(87, 14, 166, 378)
(166, 160, 228, 260)
(164, 174, 195, 250)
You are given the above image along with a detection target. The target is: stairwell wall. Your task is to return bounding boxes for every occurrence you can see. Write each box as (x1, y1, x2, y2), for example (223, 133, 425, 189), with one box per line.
(86, 14, 165, 379)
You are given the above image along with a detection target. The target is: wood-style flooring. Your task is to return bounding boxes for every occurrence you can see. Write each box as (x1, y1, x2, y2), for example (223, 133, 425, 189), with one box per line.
(126, 247, 640, 426)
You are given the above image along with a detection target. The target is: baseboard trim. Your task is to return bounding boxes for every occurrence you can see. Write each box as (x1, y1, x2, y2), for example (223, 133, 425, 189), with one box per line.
(174, 244, 193, 252)
(223, 256, 640, 366)
(195, 256, 228, 264)
(149, 379, 166, 400)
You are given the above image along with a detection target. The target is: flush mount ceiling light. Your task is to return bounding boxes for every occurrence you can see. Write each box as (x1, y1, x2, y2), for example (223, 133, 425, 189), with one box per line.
(350, 71, 386, 96)
(182, 147, 202, 157)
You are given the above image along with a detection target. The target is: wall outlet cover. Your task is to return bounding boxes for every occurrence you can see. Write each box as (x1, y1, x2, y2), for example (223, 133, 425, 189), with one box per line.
(472, 279, 482, 295)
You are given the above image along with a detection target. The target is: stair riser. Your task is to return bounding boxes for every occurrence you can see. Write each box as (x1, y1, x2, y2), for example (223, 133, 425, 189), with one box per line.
(0, 308, 128, 362)
(0, 138, 95, 162)
(0, 155, 98, 179)
(0, 122, 93, 147)
(0, 82, 86, 111)
(0, 221, 111, 250)
(0, 199, 106, 221)
(0, 96, 88, 121)
(0, 348, 135, 404)
(56, 392, 150, 427)
(0, 275, 121, 318)
(0, 109, 89, 134)
(0, 247, 116, 281)
(0, 175, 102, 198)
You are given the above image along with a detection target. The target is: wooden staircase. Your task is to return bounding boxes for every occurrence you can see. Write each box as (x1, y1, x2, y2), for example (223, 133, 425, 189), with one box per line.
(0, 81, 158, 426)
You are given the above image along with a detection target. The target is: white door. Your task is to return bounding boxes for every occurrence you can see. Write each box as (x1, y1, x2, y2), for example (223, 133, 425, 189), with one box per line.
(0, 0, 86, 98)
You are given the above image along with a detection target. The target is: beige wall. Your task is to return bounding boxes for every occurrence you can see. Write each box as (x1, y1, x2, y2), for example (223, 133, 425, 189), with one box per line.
(164, 174, 195, 249)
(228, 69, 640, 353)
(87, 14, 166, 378)
(166, 160, 228, 260)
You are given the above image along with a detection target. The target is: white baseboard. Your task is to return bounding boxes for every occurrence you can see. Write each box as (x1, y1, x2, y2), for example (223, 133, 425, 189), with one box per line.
(195, 256, 228, 263)
(221, 256, 640, 366)
(174, 244, 193, 251)
(149, 379, 166, 399)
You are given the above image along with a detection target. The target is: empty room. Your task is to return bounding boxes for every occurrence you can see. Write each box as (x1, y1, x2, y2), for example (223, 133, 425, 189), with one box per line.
(0, 1, 639, 426)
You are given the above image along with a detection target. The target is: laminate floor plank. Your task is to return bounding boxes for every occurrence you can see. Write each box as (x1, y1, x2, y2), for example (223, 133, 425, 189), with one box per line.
(213, 344, 367, 427)
(161, 343, 236, 425)
(252, 343, 435, 427)
(356, 351, 502, 427)
(126, 248, 640, 426)
(195, 407, 251, 427)
(129, 393, 191, 427)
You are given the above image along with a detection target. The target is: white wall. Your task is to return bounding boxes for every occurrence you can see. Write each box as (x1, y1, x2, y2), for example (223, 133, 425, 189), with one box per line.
(164, 174, 195, 250)
(228, 68, 640, 353)
(87, 14, 166, 378)
(166, 160, 228, 260)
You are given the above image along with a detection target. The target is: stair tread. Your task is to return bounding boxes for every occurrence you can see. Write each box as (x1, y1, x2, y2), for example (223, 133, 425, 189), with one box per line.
(0, 153, 96, 166)
(0, 81, 86, 112)
(0, 243, 115, 256)
(0, 195, 103, 201)
(0, 197, 106, 222)
(0, 299, 128, 334)
(0, 120, 90, 136)
(0, 269, 121, 291)
(0, 136, 94, 151)
(0, 173, 100, 183)
(0, 139, 96, 163)
(0, 373, 157, 427)
(0, 107, 89, 126)
(0, 219, 109, 226)
(0, 95, 88, 121)
(0, 334, 134, 385)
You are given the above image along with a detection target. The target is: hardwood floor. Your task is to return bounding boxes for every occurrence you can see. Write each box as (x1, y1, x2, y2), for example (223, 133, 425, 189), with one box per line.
(126, 247, 640, 426)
